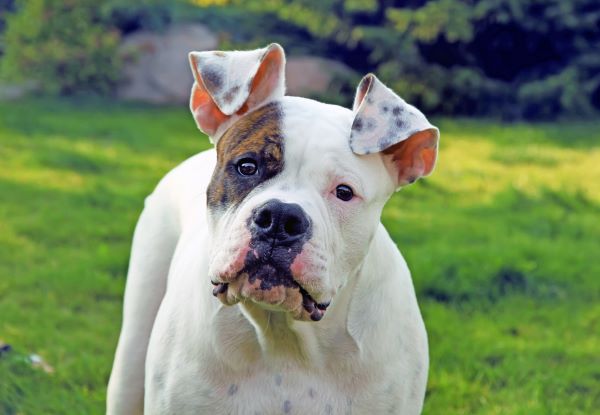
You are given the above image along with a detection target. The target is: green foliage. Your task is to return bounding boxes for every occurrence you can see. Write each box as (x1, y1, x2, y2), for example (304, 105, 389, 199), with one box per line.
(0, 0, 16, 53)
(99, 0, 189, 34)
(0, 98, 599, 413)
(203, 0, 600, 119)
(0, 0, 122, 95)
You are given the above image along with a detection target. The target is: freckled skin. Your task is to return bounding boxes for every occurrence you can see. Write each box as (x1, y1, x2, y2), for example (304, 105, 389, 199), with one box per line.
(222, 85, 241, 104)
(352, 117, 363, 132)
(201, 64, 224, 92)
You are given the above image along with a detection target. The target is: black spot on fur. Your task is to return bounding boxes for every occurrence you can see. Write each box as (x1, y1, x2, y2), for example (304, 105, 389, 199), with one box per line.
(365, 118, 376, 131)
(228, 384, 238, 396)
(352, 117, 364, 132)
(283, 400, 292, 413)
(201, 63, 223, 91)
(222, 85, 241, 103)
(392, 106, 403, 116)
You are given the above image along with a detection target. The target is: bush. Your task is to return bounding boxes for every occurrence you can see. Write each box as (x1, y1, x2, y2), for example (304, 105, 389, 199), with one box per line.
(1, 0, 122, 95)
(100, 0, 184, 34)
(200, 0, 600, 120)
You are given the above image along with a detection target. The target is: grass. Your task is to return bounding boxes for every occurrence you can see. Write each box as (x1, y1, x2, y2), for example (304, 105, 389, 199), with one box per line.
(0, 98, 599, 414)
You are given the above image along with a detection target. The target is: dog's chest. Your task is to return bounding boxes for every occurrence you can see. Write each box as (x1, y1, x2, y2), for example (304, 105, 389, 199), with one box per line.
(150, 365, 362, 415)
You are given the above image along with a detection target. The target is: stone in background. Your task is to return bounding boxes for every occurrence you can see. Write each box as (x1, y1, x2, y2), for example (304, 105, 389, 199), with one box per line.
(117, 24, 355, 105)
(117, 24, 218, 104)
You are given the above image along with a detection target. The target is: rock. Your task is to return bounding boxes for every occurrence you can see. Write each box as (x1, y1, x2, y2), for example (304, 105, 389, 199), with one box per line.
(29, 353, 55, 374)
(0, 81, 38, 101)
(117, 24, 218, 104)
(285, 56, 356, 97)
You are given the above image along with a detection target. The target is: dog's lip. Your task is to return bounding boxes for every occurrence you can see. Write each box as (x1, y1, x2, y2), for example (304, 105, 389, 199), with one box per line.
(211, 280, 228, 296)
(211, 273, 330, 321)
(297, 285, 329, 321)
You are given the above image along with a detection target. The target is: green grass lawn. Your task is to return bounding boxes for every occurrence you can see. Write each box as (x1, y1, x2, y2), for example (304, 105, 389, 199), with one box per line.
(0, 98, 599, 414)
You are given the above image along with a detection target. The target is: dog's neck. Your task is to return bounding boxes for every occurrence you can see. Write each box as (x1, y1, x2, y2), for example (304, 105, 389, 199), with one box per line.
(239, 302, 327, 364)
(233, 257, 373, 367)
(206, 227, 389, 370)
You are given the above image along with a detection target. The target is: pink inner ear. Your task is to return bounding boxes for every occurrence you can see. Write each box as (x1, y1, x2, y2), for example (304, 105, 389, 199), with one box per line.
(352, 74, 374, 111)
(244, 47, 284, 111)
(189, 44, 285, 138)
(383, 130, 438, 186)
(190, 83, 229, 137)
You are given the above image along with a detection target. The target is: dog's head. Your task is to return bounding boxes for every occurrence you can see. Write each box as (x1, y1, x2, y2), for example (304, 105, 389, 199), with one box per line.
(189, 44, 439, 322)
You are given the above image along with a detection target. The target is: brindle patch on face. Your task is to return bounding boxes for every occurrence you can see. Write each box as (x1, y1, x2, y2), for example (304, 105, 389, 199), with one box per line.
(207, 102, 284, 210)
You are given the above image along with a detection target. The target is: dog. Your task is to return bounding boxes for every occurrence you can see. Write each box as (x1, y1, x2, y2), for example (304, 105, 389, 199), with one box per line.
(107, 43, 439, 415)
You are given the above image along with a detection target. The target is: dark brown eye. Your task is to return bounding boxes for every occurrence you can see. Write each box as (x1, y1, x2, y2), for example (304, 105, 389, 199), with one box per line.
(335, 184, 354, 201)
(236, 158, 258, 176)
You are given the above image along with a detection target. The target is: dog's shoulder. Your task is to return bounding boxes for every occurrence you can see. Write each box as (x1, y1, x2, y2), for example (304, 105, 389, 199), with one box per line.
(153, 149, 216, 200)
(144, 149, 216, 230)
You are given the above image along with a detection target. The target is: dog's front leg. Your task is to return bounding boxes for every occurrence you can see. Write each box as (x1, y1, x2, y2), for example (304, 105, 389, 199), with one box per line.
(106, 189, 180, 415)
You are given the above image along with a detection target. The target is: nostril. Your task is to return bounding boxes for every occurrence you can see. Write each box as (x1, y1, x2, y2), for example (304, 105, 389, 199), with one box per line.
(283, 216, 304, 236)
(254, 209, 272, 229)
(251, 200, 310, 240)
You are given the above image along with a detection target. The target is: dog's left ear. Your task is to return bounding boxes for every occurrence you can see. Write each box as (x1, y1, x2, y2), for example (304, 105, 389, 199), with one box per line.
(350, 74, 440, 188)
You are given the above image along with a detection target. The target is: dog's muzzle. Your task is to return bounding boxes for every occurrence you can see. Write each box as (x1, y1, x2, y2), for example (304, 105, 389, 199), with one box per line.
(211, 199, 330, 321)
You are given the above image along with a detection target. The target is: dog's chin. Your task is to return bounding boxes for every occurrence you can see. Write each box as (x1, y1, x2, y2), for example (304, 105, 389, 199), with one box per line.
(211, 264, 330, 322)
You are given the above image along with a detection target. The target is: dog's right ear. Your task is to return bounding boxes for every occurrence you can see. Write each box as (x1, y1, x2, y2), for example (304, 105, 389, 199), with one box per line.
(188, 43, 286, 142)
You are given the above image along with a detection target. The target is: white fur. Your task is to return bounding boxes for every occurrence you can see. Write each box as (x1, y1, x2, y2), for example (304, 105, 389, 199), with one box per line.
(350, 74, 439, 156)
(107, 96, 429, 414)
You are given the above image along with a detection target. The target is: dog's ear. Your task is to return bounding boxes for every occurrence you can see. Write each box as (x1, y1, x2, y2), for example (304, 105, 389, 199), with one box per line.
(188, 43, 286, 142)
(350, 74, 439, 188)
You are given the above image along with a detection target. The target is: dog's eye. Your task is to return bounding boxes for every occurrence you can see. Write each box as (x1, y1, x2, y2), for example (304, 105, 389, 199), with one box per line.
(335, 184, 354, 201)
(236, 158, 258, 176)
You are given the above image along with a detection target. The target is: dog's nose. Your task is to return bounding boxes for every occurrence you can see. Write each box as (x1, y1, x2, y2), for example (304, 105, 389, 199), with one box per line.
(251, 199, 310, 243)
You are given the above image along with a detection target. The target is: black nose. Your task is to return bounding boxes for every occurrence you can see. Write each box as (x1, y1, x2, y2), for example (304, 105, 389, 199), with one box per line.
(251, 199, 310, 243)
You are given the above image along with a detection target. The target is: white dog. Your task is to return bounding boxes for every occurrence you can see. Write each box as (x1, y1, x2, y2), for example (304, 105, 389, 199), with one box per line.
(107, 43, 439, 415)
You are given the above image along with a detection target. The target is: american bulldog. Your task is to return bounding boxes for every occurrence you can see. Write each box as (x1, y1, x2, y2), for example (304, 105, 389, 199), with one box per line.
(107, 43, 439, 415)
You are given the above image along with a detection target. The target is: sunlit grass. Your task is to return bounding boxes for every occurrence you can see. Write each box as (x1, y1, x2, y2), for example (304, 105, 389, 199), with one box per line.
(0, 98, 598, 414)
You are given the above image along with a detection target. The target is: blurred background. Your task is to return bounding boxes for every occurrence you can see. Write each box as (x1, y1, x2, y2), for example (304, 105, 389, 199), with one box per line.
(2, 0, 600, 118)
(0, 1, 598, 414)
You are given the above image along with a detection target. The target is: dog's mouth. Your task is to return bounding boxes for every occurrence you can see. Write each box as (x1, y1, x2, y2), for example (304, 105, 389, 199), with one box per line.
(211, 262, 330, 321)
